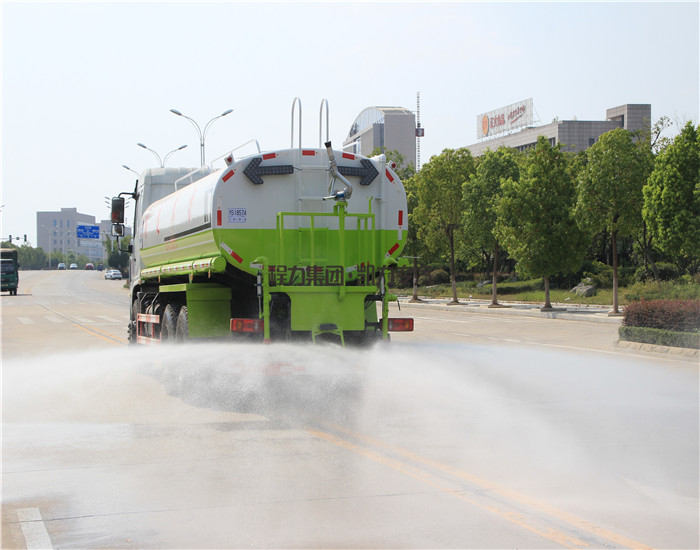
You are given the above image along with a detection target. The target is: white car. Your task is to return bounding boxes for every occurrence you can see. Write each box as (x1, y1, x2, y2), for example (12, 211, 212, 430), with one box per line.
(105, 269, 122, 280)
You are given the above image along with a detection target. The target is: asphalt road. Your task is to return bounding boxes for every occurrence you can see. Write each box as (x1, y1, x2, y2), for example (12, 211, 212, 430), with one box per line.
(2, 271, 698, 549)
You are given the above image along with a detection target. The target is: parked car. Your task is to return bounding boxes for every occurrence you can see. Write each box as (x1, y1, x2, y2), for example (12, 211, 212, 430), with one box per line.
(57, 263, 66, 270)
(85, 263, 94, 270)
(105, 269, 122, 280)
(69, 263, 78, 270)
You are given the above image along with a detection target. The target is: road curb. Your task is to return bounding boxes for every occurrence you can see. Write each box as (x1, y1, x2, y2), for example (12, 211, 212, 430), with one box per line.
(394, 297, 622, 324)
(614, 340, 699, 361)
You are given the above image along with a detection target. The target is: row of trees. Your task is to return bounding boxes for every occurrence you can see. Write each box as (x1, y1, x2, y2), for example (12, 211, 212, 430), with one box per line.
(400, 120, 698, 312)
(1, 236, 131, 271)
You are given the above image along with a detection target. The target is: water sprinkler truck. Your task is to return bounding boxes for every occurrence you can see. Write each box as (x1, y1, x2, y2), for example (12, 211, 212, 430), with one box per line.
(112, 103, 413, 346)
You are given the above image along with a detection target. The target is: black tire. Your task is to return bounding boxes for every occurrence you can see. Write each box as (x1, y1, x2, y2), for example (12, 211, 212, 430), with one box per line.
(175, 306, 189, 341)
(160, 304, 180, 342)
(129, 300, 139, 344)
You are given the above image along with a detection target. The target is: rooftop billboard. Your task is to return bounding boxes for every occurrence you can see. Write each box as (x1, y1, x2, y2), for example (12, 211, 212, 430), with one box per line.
(477, 98, 533, 139)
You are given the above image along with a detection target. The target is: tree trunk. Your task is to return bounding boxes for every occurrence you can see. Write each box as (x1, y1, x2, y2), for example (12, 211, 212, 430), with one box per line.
(542, 276, 552, 310)
(611, 229, 620, 315)
(410, 257, 421, 302)
(448, 231, 459, 304)
(491, 242, 499, 306)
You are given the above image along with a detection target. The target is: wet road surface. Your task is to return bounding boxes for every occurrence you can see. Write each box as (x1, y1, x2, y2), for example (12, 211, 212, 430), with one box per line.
(2, 271, 698, 549)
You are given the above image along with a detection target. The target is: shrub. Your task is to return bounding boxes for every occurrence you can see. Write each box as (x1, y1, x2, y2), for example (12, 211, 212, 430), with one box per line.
(430, 269, 450, 285)
(655, 262, 681, 281)
(619, 326, 700, 349)
(622, 300, 700, 332)
(583, 261, 613, 289)
(634, 265, 654, 283)
(624, 281, 700, 301)
(480, 278, 543, 295)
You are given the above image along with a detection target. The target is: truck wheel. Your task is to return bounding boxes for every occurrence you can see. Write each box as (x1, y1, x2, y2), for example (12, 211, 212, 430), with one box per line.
(175, 306, 189, 341)
(129, 301, 139, 344)
(160, 304, 180, 342)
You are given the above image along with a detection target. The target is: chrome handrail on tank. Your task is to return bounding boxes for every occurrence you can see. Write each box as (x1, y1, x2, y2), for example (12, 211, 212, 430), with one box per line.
(220, 139, 262, 166)
(172, 139, 262, 191)
(291, 97, 302, 149)
(319, 98, 329, 148)
(173, 166, 214, 191)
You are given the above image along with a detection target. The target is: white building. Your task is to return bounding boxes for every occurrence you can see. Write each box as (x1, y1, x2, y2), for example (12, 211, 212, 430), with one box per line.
(343, 106, 418, 168)
(36, 207, 131, 263)
(466, 104, 651, 156)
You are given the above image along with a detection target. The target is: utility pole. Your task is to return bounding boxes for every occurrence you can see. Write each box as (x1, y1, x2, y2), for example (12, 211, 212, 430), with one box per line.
(415, 92, 423, 172)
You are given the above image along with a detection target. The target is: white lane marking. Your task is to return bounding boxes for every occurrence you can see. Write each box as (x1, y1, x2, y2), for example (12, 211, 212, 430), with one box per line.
(18, 317, 34, 324)
(44, 316, 64, 323)
(17, 507, 53, 550)
(95, 315, 122, 323)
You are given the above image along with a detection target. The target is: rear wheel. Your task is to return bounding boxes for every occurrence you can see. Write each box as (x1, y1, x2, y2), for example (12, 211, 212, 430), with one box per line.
(129, 300, 139, 343)
(160, 304, 180, 342)
(175, 306, 189, 341)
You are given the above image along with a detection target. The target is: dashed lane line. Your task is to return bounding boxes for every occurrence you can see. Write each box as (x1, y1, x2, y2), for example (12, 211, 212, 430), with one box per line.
(17, 508, 54, 550)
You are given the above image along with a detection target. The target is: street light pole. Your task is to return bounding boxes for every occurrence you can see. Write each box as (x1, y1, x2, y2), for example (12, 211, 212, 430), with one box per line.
(136, 143, 188, 167)
(63, 230, 71, 264)
(136, 143, 162, 167)
(169, 108, 233, 165)
(163, 144, 188, 166)
(40, 224, 53, 268)
(122, 165, 141, 178)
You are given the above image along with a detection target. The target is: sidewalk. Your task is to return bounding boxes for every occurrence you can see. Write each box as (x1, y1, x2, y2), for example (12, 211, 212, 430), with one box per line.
(393, 295, 699, 361)
(394, 295, 622, 324)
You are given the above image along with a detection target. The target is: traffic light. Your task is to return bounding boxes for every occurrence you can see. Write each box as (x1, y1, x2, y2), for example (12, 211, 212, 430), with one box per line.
(111, 197, 125, 224)
(8, 234, 11, 242)
(24, 234, 27, 243)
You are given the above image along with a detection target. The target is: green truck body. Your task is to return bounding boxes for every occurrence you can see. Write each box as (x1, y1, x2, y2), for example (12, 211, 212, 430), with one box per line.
(114, 143, 413, 346)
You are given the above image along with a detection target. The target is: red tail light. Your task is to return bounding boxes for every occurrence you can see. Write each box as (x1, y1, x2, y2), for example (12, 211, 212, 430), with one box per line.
(230, 318, 264, 333)
(387, 318, 414, 332)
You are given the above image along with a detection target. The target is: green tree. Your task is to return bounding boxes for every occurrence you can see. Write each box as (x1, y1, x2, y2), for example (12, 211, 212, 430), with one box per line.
(497, 137, 587, 309)
(104, 235, 131, 270)
(369, 148, 416, 181)
(17, 244, 48, 270)
(463, 147, 520, 306)
(643, 121, 700, 269)
(414, 148, 475, 303)
(400, 174, 432, 301)
(575, 128, 646, 314)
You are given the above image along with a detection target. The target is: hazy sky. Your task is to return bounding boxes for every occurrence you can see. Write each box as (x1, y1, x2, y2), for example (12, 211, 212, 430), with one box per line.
(2, 1, 698, 246)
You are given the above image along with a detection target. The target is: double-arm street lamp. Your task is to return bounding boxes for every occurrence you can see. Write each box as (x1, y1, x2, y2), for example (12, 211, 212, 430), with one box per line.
(136, 143, 188, 167)
(169, 108, 233, 165)
(122, 165, 141, 178)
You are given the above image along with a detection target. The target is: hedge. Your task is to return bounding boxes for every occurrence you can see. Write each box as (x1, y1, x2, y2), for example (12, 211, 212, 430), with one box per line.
(622, 299, 700, 332)
(619, 326, 700, 350)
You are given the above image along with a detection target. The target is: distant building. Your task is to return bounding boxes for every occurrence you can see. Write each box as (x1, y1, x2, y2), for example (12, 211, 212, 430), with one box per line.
(36, 207, 131, 263)
(343, 106, 417, 168)
(466, 104, 651, 156)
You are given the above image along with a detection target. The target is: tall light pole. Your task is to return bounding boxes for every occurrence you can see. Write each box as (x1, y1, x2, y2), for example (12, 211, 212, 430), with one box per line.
(122, 165, 141, 178)
(136, 143, 188, 167)
(63, 230, 71, 264)
(169, 108, 233, 165)
(40, 224, 54, 268)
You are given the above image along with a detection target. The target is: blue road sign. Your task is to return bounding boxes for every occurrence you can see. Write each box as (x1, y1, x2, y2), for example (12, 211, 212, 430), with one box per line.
(77, 224, 100, 239)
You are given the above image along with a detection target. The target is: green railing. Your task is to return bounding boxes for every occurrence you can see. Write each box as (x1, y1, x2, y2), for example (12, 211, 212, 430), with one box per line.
(275, 200, 376, 278)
